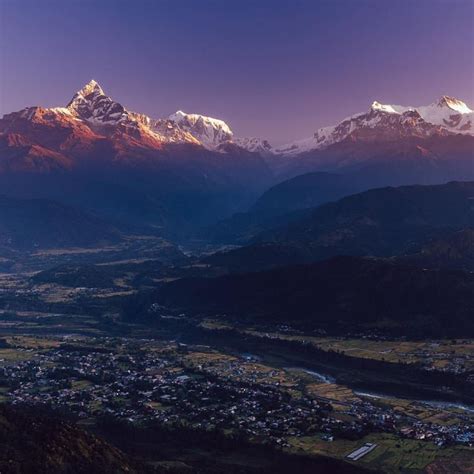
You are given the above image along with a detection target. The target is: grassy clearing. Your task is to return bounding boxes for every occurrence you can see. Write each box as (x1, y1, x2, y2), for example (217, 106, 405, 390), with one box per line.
(71, 379, 93, 390)
(0, 348, 33, 365)
(305, 382, 357, 404)
(7, 335, 61, 349)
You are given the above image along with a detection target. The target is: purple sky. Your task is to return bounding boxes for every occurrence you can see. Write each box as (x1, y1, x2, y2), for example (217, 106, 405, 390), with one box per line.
(1, 0, 473, 145)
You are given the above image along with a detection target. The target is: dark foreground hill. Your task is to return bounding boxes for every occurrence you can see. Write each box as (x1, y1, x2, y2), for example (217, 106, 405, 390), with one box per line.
(151, 256, 474, 337)
(0, 404, 377, 474)
(0, 405, 138, 474)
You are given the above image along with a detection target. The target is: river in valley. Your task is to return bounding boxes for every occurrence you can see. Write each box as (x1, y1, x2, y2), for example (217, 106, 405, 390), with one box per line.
(293, 367, 474, 413)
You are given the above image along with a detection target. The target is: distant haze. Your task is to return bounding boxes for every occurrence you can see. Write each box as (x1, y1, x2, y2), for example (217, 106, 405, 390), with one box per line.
(0, 0, 473, 145)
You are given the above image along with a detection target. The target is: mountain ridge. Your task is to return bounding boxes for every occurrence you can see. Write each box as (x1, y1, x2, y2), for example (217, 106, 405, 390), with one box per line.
(2, 80, 472, 158)
(151, 254, 474, 337)
(205, 181, 474, 271)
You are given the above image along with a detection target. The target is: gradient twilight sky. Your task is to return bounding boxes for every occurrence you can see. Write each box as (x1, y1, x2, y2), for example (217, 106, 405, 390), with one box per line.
(1, 0, 473, 145)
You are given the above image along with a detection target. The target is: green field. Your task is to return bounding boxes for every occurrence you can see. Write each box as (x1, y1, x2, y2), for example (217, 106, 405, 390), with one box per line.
(289, 433, 474, 473)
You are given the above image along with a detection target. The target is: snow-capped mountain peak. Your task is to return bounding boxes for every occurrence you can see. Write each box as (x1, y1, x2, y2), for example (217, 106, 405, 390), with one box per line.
(67, 79, 106, 111)
(168, 110, 233, 149)
(369, 96, 472, 117)
(371, 101, 400, 114)
(437, 96, 472, 114)
(78, 79, 104, 97)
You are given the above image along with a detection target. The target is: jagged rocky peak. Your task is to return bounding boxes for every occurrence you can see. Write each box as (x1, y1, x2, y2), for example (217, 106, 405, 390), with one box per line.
(67, 79, 106, 111)
(66, 79, 130, 125)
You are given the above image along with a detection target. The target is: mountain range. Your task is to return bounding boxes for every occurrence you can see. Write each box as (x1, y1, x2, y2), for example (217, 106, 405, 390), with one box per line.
(2, 80, 472, 158)
(0, 80, 472, 239)
(272, 98, 474, 186)
(274, 96, 473, 155)
(0, 81, 274, 235)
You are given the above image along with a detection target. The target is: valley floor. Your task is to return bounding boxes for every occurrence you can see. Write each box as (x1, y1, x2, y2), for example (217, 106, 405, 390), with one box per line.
(0, 273, 472, 474)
